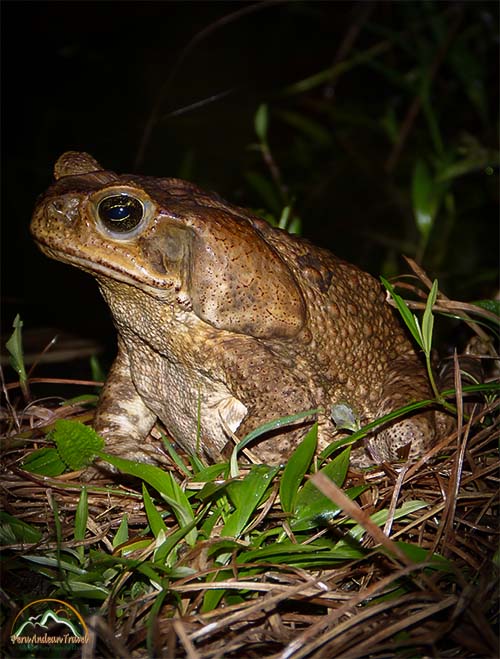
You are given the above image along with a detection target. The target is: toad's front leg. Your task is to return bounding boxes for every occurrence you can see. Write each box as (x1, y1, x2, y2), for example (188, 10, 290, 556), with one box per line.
(93, 339, 166, 469)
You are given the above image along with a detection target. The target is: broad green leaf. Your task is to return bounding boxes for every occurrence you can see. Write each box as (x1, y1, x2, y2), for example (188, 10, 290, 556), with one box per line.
(0, 512, 42, 545)
(62, 394, 99, 406)
(278, 205, 291, 230)
(114, 538, 153, 555)
(277, 205, 302, 235)
(238, 541, 365, 566)
(284, 41, 390, 95)
(162, 434, 191, 476)
(206, 539, 243, 559)
(191, 463, 228, 483)
(23, 555, 88, 574)
(201, 570, 231, 613)
(188, 451, 206, 474)
(437, 146, 500, 181)
(147, 587, 169, 654)
(449, 38, 488, 122)
(473, 299, 500, 317)
(393, 542, 453, 572)
(52, 419, 105, 470)
(279, 424, 318, 514)
(55, 580, 108, 600)
(22, 447, 66, 476)
(153, 518, 199, 565)
(50, 492, 63, 549)
(320, 399, 437, 461)
(380, 104, 399, 144)
(90, 354, 106, 383)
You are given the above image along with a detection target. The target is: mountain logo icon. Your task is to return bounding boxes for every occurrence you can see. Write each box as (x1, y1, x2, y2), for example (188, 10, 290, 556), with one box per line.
(10, 598, 89, 651)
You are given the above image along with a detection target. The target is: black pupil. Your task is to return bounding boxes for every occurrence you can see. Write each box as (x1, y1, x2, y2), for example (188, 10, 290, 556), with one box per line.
(98, 195, 143, 233)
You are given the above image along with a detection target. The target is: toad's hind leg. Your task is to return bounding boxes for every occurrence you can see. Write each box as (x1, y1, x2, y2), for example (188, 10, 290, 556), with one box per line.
(363, 355, 439, 464)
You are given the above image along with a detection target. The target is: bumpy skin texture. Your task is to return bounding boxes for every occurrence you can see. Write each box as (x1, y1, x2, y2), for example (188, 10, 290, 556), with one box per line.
(31, 152, 439, 467)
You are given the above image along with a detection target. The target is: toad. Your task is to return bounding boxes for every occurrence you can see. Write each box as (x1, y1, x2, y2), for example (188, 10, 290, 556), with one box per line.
(31, 152, 442, 468)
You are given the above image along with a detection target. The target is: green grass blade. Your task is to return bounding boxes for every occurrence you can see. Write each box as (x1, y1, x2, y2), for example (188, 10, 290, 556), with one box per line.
(154, 518, 200, 566)
(223, 465, 279, 538)
(279, 423, 318, 514)
(292, 448, 354, 531)
(5, 314, 28, 392)
(99, 454, 197, 546)
(74, 487, 88, 563)
(112, 515, 129, 548)
(381, 277, 423, 348)
(142, 484, 168, 539)
(230, 408, 320, 476)
(422, 279, 438, 355)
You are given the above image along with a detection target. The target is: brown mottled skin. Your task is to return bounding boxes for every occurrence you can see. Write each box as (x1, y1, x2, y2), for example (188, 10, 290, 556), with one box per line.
(31, 152, 439, 468)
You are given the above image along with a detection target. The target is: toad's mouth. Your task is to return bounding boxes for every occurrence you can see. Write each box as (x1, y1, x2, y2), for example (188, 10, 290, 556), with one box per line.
(33, 237, 178, 299)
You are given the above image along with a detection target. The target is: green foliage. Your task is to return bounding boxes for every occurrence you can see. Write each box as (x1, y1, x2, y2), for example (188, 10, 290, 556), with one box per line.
(5, 314, 28, 397)
(112, 515, 129, 548)
(74, 487, 88, 563)
(142, 483, 169, 538)
(102, 453, 197, 547)
(381, 277, 444, 402)
(279, 423, 317, 514)
(238, 3, 497, 301)
(223, 464, 279, 538)
(22, 446, 67, 477)
(0, 512, 42, 545)
(23, 419, 105, 475)
(292, 450, 365, 532)
(54, 420, 105, 470)
(473, 299, 500, 318)
(254, 103, 269, 145)
(229, 408, 320, 476)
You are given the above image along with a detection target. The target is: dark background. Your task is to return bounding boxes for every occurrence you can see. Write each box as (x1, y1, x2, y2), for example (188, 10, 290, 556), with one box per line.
(2, 0, 498, 380)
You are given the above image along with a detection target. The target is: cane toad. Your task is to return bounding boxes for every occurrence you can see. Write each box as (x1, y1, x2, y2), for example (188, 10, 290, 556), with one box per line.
(31, 152, 440, 467)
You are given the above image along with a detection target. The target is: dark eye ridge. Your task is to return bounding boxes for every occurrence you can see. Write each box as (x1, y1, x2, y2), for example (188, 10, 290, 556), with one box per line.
(97, 194, 144, 233)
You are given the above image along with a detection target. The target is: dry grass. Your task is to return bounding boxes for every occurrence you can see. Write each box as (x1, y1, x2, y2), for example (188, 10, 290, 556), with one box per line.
(1, 385, 498, 659)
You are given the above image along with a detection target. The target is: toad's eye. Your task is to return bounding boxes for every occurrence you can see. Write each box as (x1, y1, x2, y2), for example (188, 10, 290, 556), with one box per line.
(97, 194, 144, 233)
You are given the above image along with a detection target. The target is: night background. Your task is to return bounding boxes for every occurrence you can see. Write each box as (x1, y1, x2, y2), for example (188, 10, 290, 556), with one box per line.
(2, 0, 498, 373)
